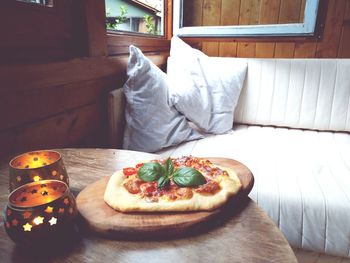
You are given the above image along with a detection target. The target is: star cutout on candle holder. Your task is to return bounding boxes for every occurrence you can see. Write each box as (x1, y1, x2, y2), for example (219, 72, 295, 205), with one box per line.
(31, 189, 38, 194)
(11, 218, 19, 226)
(23, 223, 32, 231)
(20, 196, 27, 202)
(63, 198, 69, 205)
(23, 211, 32, 219)
(45, 206, 53, 213)
(33, 216, 44, 225)
(16, 176, 21, 182)
(52, 170, 57, 176)
(58, 208, 64, 214)
(49, 217, 57, 226)
(60, 175, 64, 180)
(33, 175, 41, 182)
(41, 191, 49, 196)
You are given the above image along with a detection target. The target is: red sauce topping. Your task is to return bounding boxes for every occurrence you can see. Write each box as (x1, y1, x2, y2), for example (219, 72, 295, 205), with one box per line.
(123, 156, 225, 201)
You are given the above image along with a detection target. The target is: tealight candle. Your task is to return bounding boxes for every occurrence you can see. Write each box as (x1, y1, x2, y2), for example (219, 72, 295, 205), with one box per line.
(3, 180, 77, 246)
(9, 150, 69, 191)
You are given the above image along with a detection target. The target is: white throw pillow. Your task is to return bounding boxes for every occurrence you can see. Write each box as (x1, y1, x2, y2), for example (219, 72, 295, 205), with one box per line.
(168, 37, 247, 134)
(123, 45, 202, 152)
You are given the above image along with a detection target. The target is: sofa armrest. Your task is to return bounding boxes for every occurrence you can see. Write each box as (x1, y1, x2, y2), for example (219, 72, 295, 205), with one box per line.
(108, 88, 126, 149)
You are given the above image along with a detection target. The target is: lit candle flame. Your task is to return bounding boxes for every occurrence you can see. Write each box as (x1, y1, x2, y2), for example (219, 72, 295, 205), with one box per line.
(33, 175, 41, 182)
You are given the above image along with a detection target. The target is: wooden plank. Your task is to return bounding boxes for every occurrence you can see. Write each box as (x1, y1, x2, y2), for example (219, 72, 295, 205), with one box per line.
(202, 42, 220, 56)
(218, 0, 240, 56)
(274, 43, 295, 58)
(294, 42, 317, 58)
(316, 0, 346, 57)
(0, 103, 105, 159)
(274, 0, 303, 57)
(203, 0, 221, 26)
(219, 42, 238, 57)
(255, 43, 275, 58)
(217, 0, 240, 56)
(0, 0, 75, 62)
(254, 0, 280, 57)
(83, 0, 107, 56)
(221, 0, 240, 26)
(183, 0, 203, 27)
(0, 53, 168, 93)
(278, 0, 302, 24)
(166, 0, 173, 39)
(237, 42, 256, 57)
(107, 35, 170, 55)
(0, 75, 120, 132)
(259, 0, 280, 24)
(338, 1, 350, 58)
(237, 0, 260, 57)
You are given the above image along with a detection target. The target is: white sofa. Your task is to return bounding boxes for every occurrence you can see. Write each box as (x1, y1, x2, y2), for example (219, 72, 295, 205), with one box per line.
(109, 58, 350, 257)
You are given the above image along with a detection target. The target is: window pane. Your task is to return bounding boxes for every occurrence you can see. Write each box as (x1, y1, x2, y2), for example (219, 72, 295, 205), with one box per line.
(105, 0, 164, 36)
(16, 0, 53, 7)
(183, 0, 306, 27)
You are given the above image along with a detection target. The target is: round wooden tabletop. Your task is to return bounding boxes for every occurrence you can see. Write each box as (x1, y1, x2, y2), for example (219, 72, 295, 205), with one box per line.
(0, 148, 297, 263)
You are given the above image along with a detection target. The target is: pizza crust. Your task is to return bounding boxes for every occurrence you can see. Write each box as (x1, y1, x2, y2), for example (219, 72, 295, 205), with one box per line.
(104, 164, 242, 213)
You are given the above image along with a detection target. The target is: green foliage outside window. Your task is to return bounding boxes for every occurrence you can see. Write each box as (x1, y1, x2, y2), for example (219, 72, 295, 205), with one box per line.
(106, 5, 128, 30)
(144, 14, 155, 34)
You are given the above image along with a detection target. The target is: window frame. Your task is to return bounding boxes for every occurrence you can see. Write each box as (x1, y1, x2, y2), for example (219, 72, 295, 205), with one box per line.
(173, 0, 321, 38)
(106, 0, 171, 56)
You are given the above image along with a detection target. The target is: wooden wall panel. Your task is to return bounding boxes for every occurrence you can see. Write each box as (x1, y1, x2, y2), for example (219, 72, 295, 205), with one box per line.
(338, 0, 350, 57)
(0, 103, 104, 158)
(0, 53, 168, 158)
(315, 0, 346, 57)
(185, 0, 350, 59)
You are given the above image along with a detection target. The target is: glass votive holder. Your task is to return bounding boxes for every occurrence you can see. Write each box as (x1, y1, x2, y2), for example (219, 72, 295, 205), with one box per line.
(9, 150, 69, 192)
(3, 180, 77, 247)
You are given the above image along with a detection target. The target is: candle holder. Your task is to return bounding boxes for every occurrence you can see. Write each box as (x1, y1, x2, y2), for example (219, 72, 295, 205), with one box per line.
(3, 180, 77, 247)
(9, 150, 68, 192)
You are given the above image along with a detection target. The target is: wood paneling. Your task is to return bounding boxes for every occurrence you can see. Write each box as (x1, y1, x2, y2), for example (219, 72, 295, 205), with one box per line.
(315, 0, 346, 58)
(83, 0, 107, 56)
(0, 0, 170, 158)
(0, 0, 78, 62)
(183, 0, 350, 59)
(0, 53, 168, 158)
(338, 0, 350, 58)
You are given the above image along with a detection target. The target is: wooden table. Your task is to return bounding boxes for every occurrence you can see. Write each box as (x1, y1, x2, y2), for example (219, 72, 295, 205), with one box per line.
(0, 148, 297, 263)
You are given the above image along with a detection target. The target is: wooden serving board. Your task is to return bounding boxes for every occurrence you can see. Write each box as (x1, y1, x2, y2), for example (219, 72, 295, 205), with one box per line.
(76, 158, 254, 238)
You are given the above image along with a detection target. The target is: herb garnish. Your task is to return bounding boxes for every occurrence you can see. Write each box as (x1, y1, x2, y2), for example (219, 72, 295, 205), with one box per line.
(137, 158, 206, 189)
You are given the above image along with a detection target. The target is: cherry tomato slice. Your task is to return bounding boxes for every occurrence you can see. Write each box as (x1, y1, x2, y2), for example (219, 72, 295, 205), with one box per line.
(123, 167, 136, 177)
(135, 163, 144, 169)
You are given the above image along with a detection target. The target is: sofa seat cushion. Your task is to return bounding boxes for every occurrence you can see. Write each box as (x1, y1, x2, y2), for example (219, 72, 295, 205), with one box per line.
(156, 125, 350, 257)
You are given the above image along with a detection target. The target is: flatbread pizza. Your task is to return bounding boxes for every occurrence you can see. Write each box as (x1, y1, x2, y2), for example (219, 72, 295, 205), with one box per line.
(104, 156, 242, 212)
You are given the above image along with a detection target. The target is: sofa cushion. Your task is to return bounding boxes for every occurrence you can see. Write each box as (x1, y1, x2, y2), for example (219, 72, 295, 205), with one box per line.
(235, 59, 350, 132)
(122, 45, 202, 152)
(168, 37, 247, 134)
(157, 126, 350, 257)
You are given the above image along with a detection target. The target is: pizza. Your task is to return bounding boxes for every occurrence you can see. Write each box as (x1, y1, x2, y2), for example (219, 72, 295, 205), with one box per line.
(104, 156, 242, 212)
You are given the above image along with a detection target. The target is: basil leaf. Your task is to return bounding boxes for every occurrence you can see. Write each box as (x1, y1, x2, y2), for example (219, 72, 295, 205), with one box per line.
(165, 158, 174, 176)
(157, 176, 170, 189)
(173, 167, 206, 187)
(137, 162, 163, 182)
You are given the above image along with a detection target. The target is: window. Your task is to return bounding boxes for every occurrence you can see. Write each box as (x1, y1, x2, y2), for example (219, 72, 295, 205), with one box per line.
(173, 0, 321, 37)
(105, 0, 164, 36)
(16, 0, 53, 7)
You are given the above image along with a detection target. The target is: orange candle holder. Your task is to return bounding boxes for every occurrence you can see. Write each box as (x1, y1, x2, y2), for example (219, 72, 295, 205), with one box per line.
(3, 180, 77, 246)
(9, 150, 69, 192)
